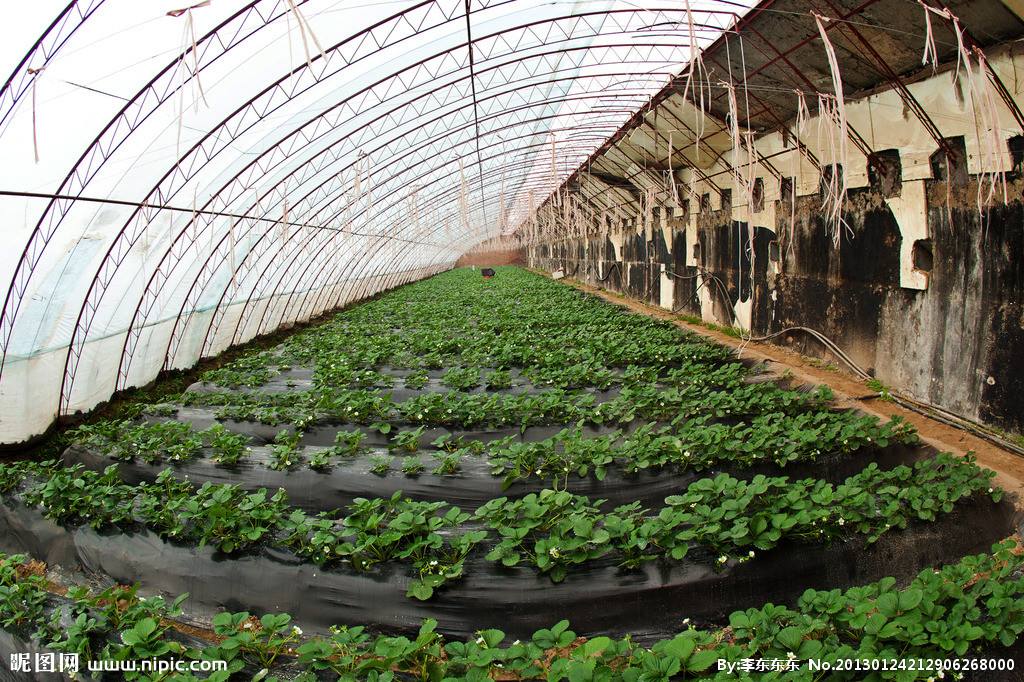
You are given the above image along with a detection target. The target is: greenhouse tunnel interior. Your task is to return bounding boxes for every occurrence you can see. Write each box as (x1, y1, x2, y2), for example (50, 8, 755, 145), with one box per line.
(2, 0, 1024, 678)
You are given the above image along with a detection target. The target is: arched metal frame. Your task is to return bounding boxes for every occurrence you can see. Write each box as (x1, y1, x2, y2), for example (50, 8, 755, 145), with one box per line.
(119, 47, 678, 388)
(0, 0, 749, 429)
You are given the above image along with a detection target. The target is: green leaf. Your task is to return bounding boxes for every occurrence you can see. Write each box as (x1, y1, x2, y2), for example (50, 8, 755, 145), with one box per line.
(686, 650, 719, 672)
(479, 629, 505, 648)
(661, 636, 695, 661)
(776, 626, 804, 651)
(898, 588, 923, 612)
(406, 580, 434, 600)
(582, 636, 612, 657)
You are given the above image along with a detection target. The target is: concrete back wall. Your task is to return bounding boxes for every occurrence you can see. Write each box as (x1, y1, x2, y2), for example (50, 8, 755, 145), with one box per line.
(455, 249, 525, 268)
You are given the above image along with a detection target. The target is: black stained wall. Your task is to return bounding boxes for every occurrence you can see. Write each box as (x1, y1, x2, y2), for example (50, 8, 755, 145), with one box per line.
(528, 178, 1024, 436)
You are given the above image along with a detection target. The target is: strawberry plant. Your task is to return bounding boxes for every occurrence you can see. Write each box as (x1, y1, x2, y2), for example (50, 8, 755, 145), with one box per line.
(488, 423, 620, 487)
(268, 429, 303, 470)
(334, 428, 368, 455)
(484, 368, 513, 390)
(206, 424, 251, 466)
(442, 367, 481, 391)
(71, 420, 203, 465)
(4, 537, 1024, 681)
(431, 452, 462, 475)
(0, 554, 49, 633)
(23, 464, 136, 529)
(404, 369, 430, 390)
(200, 353, 275, 388)
(369, 454, 393, 476)
(307, 448, 334, 471)
(209, 611, 302, 669)
(105, 616, 186, 677)
(402, 456, 425, 476)
(282, 491, 486, 599)
(391, 425, 426, 452)
(475, 490, 645, 582)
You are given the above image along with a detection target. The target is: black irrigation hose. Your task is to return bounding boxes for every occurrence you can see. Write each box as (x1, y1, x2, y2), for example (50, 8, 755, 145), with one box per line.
(596, 260, 620, 282)
(665, 266, 739, 324)
(740, 326, 1024, 460)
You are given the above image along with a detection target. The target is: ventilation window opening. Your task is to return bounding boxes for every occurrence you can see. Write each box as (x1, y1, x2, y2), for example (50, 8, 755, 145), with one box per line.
(912, 239, 934, 273)
(929, 136, 969, 185)
(752, 178, 765, 213)
(720, 188, 733, 212)
(868, 149, 902, 197)
(780, 176, 796, 205)
(1008, 135, 1024, 171)
(700, 193, 711, 215)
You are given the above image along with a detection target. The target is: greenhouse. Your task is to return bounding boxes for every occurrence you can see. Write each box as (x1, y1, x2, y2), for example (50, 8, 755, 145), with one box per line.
(1, 0, 1024, 680)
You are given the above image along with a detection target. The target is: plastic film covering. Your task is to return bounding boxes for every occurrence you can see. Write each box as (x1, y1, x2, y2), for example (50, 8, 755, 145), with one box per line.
(0, 1, 755, 443)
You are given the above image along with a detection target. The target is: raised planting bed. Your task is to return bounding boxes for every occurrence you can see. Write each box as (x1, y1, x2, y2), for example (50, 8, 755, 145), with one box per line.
(63, 388, 923, 511)
(1, 542, 1023, 680)
(0, 454, 1014, 641)
(62, 436, 927, 513)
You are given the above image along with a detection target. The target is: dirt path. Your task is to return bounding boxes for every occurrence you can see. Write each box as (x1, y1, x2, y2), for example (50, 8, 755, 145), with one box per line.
(556, 275, 1024, 504)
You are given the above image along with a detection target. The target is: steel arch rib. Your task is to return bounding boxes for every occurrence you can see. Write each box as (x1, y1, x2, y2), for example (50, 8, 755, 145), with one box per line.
(0, 0, 107, 133)
(130, 79, 647, 382)
(177, 130, 606, 374)
(290, 137, 611, 325)
(238, 143, 598, 344)
(123, 41, 665, 360)
(107, 49, 683, 387)
(181, 98, 635, 369)
(55, 0, 519, 410)
(0, 0, 337, 378)
(43, 5, 725, 410)
(245, 143, 596, 344)
(205, 93, 650, 356)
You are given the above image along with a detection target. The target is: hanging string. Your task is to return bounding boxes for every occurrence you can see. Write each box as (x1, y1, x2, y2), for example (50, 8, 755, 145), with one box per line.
(920, 2, 940, 73)
(668, 131, 682, 207)
(918, 2, 964, 82)
(795, 89, 811, 136)
(365, 161, 376, 234)
(497, 172, 506, 234)
(285, 0, 326, 69)
(812, 13, 850, 245)
(681, 0, 709, 161)
(169, 1, 211, 161)
(26, 67, 44, 163)
(459, 157, 470, 236)
(918, 3, 1008, 214)
(166, 1, 210, 17)
(183, 7, 208, 109)
(227, 219, 237, 289)
(280, 193, 289, 244)
(970, 47, 1009, 213)
(189, 188, 199, 243)
(550, 134, 560, 207)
